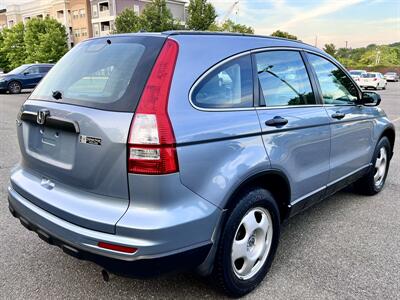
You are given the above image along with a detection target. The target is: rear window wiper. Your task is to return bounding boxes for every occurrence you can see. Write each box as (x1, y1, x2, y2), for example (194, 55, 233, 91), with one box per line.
(52, 90, 62, 100)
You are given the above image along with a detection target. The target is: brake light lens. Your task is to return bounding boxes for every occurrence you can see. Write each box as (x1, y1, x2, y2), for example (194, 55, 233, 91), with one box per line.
(128, 39, 179, 175)
(373, 78, 378, 81)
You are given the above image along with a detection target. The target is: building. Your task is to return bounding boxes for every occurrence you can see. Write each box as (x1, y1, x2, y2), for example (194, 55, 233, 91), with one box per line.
(70, 0, 92, 45)
(0, 9, 7, 31)
(90, 0, 186, 37)
(2, 0, 187, 43)
(4, 0, 93, 47)
(6, 0, 74, 47)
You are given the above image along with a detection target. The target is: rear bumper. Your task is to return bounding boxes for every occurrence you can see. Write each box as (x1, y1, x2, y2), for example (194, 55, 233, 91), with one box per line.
(8, 185, 219, 276)
(8, 198, 211, 277)
(360, 83, 378, 88)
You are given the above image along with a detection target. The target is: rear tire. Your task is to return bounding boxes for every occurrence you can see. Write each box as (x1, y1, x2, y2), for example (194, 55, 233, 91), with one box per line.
(8, 81, 22, 94)
(212, 188, 280, 297)
(354, 137, 391, 195)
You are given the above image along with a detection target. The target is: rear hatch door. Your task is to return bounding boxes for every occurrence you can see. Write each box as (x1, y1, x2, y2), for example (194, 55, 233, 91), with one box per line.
(360, 74, 376, 85)
(12, 35, 166, 233)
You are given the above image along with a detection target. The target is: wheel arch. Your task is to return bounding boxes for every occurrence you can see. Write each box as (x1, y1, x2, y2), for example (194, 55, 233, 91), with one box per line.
(223, 169, 292, 223)
(380, 125, 395, 159)
(8, 79, 22, 89)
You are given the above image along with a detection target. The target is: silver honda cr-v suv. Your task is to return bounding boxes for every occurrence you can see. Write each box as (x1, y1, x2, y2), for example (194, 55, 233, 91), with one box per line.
(8, 32, 395, 297)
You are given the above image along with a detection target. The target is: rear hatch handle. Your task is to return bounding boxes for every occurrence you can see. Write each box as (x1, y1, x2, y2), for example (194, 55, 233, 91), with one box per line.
(20, 110, 80, 134)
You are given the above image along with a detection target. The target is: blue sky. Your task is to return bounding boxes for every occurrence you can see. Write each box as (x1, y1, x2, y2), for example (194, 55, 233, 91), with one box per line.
(1, 0, 399, 48)
(210, 0, 400, 48)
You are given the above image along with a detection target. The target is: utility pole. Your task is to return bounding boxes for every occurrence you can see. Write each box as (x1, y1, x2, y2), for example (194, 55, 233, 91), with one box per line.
(345, 41, 348, 49)
(375, 48, 381, 65)
(314, 35, 318, 47)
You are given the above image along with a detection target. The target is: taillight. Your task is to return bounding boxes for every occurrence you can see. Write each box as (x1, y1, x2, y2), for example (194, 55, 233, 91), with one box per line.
(128, 39, 179, 175)
(373, 78, 377, 81)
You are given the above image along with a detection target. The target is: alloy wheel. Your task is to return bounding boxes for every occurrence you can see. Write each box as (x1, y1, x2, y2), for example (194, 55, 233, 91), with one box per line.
(9, 82, 21, 94)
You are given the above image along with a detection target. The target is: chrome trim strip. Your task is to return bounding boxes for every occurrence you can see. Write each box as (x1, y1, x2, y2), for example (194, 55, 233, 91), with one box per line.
(188, 47, 327, 112)
(290, 163, 372, 205)
(327, 163, 372, 187)
(255, 104, 324, 110)
(291, 186, 326, 206)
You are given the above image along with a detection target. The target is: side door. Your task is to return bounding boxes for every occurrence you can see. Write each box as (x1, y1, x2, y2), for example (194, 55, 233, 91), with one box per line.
(253, 50, 331, 213)
(305, 53, 375, 195)
(22, 65, 42, 87)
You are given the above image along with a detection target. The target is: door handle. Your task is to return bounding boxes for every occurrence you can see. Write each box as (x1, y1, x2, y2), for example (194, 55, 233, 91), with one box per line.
(331, 112, 346, 120)
(265, 116, 289, 127)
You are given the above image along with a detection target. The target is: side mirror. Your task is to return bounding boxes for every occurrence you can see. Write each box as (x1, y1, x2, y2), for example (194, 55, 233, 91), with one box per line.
(23, 72, 29, 75)
(358, 92, 381, 106)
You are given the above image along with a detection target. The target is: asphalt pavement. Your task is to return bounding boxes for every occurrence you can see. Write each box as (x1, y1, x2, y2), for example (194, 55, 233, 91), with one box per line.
(0, 83, 399, 299)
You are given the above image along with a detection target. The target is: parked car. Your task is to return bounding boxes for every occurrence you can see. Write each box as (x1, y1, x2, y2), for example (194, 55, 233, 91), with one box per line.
(384, 72, 399, 82)
(349, 69, 367, 86)
(349, 69, 367, 78)
(359, 72, 387, 90)
(0, 64, 54, 94)
(8, 32, 395, 297)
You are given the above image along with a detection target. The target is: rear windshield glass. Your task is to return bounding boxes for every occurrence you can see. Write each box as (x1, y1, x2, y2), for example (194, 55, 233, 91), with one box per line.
(362, 73, 376, 78)
(30, 35, 165, 112)
(350, 71, 363, 76)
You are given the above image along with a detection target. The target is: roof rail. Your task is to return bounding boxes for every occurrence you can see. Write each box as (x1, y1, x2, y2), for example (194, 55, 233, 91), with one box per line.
(162, 30, 308, 46)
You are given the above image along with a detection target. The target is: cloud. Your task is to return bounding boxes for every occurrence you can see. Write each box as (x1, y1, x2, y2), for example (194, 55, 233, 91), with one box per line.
(367, 17, 400, 25)
(278, 0, 368, 29)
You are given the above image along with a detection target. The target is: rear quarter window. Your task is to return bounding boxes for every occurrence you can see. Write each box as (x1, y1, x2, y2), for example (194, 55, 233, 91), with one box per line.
(30, 36, 166, 112)
(191, 55, 253, 109)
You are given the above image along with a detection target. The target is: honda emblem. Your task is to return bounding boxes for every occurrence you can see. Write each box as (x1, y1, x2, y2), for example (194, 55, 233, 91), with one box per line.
(37, 109, 50, 125)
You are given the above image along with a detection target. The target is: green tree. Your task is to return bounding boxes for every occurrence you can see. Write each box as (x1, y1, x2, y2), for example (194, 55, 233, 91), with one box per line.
(0, 31, 9, 72)
(140, 0, 176, 32)
(208, 19, 254, 34)
(0, 23, 26, 70)
(25, 17, 68, 63)
(360, 46, 400, 66)
(271, 30, 297, 40)
(187, 0, 217, 30)
(220, 19, 254, 34)
(323, 43, 337, 57)
(114, 8, 142, 33)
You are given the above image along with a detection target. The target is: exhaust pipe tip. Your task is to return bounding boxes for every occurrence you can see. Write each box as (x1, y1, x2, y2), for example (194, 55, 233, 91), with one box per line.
(101, 269, 110, 282)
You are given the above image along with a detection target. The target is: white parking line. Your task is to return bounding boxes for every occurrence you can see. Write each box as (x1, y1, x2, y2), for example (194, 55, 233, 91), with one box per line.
(392, 117, 400, 123)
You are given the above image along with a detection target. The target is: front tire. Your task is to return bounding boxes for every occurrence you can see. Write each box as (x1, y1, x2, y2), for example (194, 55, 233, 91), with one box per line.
(8, 81, 22, 94)
(213, 188, 280, 297)
(354, 137, 391, 195)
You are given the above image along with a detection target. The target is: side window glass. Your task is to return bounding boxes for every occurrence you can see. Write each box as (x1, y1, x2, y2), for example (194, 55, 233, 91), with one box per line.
(306, 53, 358, 105)
(255, 51, 315, 106)
(39, 66, 51, 73)
(26, 66, 40, 74)
(192, 55, 253, 109)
